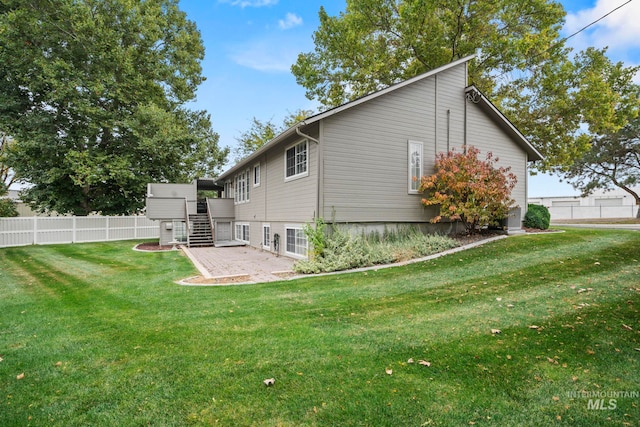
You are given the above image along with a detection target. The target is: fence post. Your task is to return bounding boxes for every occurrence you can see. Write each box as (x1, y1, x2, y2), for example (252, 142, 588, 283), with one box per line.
(73, 216, 77, 243)
(33, 217, 37, 245)
(106, 217, 109, 241)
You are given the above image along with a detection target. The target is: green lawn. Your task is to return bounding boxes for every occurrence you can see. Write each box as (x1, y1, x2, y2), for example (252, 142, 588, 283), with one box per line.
(1, 229, 639, 426)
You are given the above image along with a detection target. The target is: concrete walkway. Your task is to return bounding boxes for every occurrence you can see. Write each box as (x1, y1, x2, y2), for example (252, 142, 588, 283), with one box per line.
(180, 245, 296, 285)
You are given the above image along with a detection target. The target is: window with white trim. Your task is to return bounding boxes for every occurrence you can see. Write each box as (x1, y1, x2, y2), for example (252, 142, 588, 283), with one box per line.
(224, 181, 232, 199)
(285, 226, 307, 257)
(262, 224, 271, 250)
(285, 140, 308, 180)
(235, 223, 250, 243)
(234, 169, 250, 203)
(172, 221, 187, 243)
(253, 163, 261, 187)
(408, 140, 423, 193)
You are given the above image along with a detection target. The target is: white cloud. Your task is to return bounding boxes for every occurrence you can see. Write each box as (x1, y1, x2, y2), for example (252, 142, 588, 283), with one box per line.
(564, 0, 640, 61)
(219, 0, 278, 8)
(278, 12, 303, 30)
(229, 39, 299, 72)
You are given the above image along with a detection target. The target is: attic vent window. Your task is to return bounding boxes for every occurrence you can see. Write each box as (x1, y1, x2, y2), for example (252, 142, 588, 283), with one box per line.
(285, 140, 308, 180)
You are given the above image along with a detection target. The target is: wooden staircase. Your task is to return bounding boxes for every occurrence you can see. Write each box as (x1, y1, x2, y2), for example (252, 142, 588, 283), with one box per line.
(188, 213, 214, 247)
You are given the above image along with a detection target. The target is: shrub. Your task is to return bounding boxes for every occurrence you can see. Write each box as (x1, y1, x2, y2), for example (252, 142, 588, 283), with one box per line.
(294, 224, 459, 274)
(524, 204, 550, 229)
(419, 146, 517, 234)
(0, 183, 18, 217)
(303, 217, 327, 259)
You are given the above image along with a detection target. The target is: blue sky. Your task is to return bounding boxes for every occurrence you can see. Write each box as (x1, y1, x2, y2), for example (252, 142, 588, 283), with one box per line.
(178, 0, 640, 197)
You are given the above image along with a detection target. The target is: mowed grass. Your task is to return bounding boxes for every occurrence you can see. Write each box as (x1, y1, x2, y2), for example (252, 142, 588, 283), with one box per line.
(1, 229, 639, 426)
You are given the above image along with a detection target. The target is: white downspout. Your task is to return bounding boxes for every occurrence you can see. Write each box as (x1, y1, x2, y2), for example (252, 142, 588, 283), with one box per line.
(295, 124, 320, 145)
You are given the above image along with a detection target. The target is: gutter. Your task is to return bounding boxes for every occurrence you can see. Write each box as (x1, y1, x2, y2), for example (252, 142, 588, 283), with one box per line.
(215, 125, 299, 184)
(295, 123, 319, 144)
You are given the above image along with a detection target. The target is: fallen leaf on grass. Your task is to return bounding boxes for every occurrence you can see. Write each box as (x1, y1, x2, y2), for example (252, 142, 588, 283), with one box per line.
(407, 358, 414, 364)
(385, 368, 393, 375)
(491, 329, 501, 334)
(418, 360, 431, 367)
(529, 325, 540, 329)
(552, 396, 560, 401)
(55, 361, 62, 367)
(622, 324, 633, 331)
(16, 373, 24, 380)
(263, 378, 275, 386)
(547, 357, 558, 364)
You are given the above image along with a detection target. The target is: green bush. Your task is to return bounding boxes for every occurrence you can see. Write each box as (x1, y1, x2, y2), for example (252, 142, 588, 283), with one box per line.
(0, 183, 19, 217)
(523, 204, 550, 229)
(294, 224, 459, 274)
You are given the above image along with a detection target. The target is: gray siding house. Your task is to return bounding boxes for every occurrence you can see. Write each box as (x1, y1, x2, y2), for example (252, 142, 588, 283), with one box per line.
(146, 55, 542, 258)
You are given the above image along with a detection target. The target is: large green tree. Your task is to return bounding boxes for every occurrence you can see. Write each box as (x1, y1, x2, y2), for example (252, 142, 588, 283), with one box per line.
(292, 1, 640, 171)
(0, 0, 228, 215)
(502, 47, 640, 172)
(292, 0, 566, 108)
(563, 114, 640, 217)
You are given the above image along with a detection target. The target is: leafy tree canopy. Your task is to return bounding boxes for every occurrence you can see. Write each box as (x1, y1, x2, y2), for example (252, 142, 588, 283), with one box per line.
(234, 109, 314, 162)
(292, 1, 640, 171)
(0, 0, 228, 215)
(503, 47, 640, 172)
(563, 114, 640, 217)
(293, 0, 566, 107)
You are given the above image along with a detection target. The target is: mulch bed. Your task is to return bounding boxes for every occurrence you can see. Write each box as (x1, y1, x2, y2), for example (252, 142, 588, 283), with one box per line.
(523, 227, 558, 233)
(452, 227, 558, 245)
(134, 242, 178, 252)
(452, 230, 504, 246)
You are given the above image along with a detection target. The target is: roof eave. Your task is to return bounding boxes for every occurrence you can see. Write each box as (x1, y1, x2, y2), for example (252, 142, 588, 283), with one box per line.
(465, 86, 544, 162)
(216, 124, 302, 183)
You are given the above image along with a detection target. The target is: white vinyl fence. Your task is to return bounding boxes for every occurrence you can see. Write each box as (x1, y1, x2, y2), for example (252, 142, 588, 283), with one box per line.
(0, 216, 159, 248)
(549, 205, 639, 220)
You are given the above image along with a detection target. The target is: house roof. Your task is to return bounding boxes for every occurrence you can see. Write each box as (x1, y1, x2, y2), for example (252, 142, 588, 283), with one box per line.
(217, 54, 542, 180)
(464, 86, 544, 161)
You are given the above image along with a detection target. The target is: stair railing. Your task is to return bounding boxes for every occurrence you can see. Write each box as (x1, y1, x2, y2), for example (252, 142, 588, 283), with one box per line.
(205, 197, 214, 243)
(184, 197, 191, 247)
